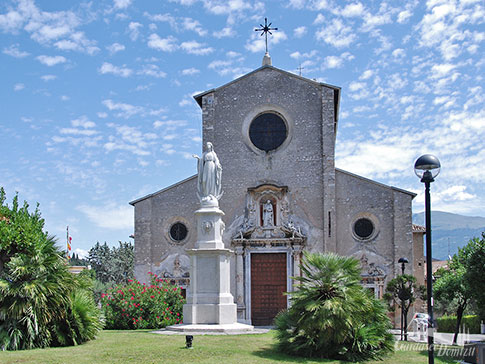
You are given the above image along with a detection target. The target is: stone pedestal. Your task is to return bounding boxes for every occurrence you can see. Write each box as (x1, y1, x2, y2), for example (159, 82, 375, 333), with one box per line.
(167, 201, 253, 333)
(183, 248, 237, 324)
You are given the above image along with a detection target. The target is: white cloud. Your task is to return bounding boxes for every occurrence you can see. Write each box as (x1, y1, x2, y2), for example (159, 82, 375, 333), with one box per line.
(114, 0, 132, 9)
(98, 62, 133, 77)
(397, 10, 412, 23)
(392, 48, 405, 58)
(128, 22, 142, 41)
(104, 123, 157, 156)
(41, 74, 57, 81)
(245, 30, 288, 53)
(430, 63, 456, 79)
(181, 67, 200, 75)
(359, 69, 374, 80)
(182, 17, 207, 36)
(106, 42, 125, 54)
(57, 116, 97, 138)
(147, 34, 177, 52)
(102, 99, 142, 118)
(293, 26, 307, 38)
(208, 60, 234, 76)
(53, 32, 99, 55)
(213, 26, 235, 38)
(153, 120, 187, 128)
(290, 50, 318, 60)
(180, 41, 213, 55)
(72, 116, 96, 129)
(340, 2, 365, 17)
(416, 0, 484, 61)
(14, 83, 25, 91)
(74, 248, 89, 259)
(60, 128, 98, 136)
(36, 55, 67, 66)
(313, 14, 325, 25)
(137, 64, 166, 78)
(288, 0, 306, 8)
(316, 19, 356, 48)
(322, 52, 354, 69)
(77, 203, 133, 229)
(3, 44, 29, 58)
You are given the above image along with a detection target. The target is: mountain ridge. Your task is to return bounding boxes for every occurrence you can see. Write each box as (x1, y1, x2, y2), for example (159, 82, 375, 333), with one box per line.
(412, 211, 485, 260)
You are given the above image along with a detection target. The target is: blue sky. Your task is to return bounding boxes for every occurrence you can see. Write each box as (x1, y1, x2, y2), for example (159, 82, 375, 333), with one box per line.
(1, 0, 484, 257)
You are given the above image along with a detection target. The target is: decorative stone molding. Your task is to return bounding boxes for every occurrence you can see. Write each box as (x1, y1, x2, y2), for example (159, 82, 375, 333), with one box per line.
(231, 184, 306, 248)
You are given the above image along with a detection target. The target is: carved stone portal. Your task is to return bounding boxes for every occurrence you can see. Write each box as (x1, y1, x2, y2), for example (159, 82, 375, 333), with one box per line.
(232, 184, 306, 244)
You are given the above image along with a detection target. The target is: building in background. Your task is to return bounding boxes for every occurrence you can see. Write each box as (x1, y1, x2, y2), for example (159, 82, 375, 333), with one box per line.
(130, 55, 424, 326)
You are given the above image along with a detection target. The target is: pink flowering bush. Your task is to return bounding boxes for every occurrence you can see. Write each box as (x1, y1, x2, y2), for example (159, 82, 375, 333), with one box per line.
(101, 273, 185, 329)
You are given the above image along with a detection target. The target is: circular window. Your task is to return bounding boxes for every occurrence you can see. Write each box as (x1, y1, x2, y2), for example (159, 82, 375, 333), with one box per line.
(249, 112, 287, 152)
(353, 218, 374, 240)
(170, 222, 188, 242)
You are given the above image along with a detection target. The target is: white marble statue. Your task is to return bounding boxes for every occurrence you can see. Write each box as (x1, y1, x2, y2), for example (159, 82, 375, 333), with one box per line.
(193, 142, 222, 202)
(263, 200, 274, 226)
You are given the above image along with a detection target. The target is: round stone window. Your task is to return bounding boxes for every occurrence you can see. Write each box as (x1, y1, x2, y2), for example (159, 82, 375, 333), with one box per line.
(353, 218, 374, 240)
(249, 112, 287, 152)
(170, 222, 188, 242)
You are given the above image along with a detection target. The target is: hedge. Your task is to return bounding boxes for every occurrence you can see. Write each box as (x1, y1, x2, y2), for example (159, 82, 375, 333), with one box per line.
(436, 315, 481, 334)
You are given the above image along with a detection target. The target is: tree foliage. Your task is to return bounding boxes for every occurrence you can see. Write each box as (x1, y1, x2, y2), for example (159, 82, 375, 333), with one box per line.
(460, 232, 485, 321)
(88, 241, 134, 285)
(383, 274, 425, 341)
(434, 255, 473, 344)
(274, 252, 393, 362)
(69, 253, 89, 266)
(0, 188, 102, 350)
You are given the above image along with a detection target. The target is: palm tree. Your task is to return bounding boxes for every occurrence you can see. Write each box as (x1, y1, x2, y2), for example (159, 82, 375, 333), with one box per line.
(274, 252, 393, 362)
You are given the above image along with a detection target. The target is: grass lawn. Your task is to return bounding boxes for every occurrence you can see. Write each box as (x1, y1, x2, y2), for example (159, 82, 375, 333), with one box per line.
(0, 330, 459, 364)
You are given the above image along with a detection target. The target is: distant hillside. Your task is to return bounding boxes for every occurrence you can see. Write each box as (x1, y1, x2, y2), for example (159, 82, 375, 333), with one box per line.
(412, 211, 485, 260)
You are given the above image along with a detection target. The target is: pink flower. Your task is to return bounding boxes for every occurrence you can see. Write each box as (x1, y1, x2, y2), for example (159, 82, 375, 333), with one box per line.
(131, 297, 134, 300)
(150, 295, 155, 298)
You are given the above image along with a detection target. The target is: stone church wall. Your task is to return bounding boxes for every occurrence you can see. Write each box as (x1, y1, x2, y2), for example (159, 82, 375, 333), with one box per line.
(335, 168, 415, 286)
(133, 176, 198, 283)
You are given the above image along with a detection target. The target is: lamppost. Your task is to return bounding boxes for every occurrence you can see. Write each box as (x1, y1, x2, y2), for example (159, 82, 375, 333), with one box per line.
(414, 154, 441, 364)
(398, 257, 409, 340)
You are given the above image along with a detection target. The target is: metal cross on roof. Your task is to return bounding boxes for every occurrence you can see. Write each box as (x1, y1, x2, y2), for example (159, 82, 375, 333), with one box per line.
(255, 18, 278, 53)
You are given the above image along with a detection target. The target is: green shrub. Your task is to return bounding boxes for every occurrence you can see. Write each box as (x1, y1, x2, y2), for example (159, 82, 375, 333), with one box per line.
(436, 315, 481, 334)
(101, 272, 185, 329)
(274, 252, 393, 362)
(0, 189, 103, 350)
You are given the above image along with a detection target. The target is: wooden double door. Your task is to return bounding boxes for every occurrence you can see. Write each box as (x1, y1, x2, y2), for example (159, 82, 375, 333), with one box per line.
(250, 253, 287, 326)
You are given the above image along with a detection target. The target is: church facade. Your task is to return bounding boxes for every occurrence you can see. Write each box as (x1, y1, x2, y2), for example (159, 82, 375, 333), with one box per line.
(130, 62, 423, 326)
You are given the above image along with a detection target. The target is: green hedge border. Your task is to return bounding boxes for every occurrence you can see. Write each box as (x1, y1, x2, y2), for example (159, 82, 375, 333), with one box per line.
(436, 315, 481, 334)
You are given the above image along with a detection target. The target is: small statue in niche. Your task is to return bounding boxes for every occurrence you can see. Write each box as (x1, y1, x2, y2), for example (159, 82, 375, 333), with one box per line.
(173, 255, 182, 277)
(263, 200, 274, 226)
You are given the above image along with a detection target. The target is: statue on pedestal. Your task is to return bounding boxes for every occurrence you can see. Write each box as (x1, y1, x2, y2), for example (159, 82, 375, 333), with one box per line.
(193, 142, 222, 204)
